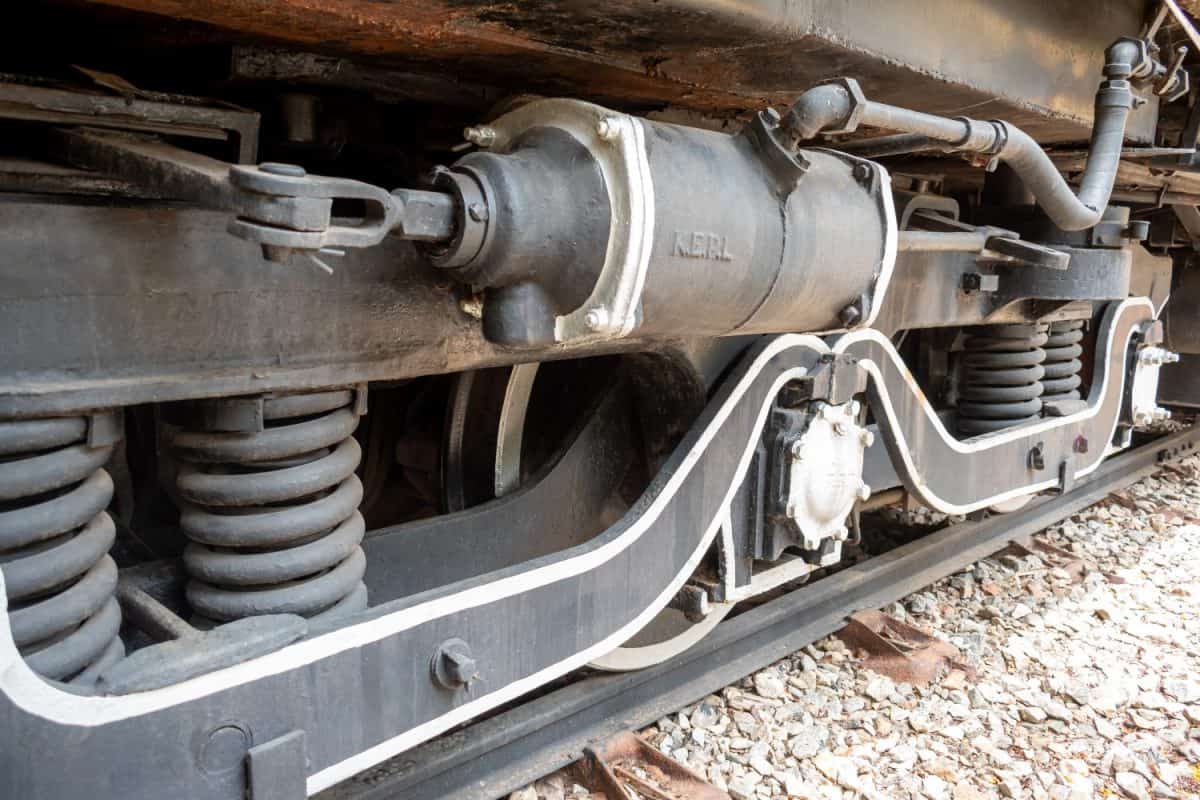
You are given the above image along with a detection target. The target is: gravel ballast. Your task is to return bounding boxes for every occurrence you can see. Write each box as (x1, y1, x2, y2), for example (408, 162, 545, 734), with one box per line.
(512, 453, 1200, 800)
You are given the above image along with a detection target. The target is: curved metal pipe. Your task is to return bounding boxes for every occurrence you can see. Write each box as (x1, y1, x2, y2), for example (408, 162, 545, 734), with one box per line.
(785, 38, 1141, 231)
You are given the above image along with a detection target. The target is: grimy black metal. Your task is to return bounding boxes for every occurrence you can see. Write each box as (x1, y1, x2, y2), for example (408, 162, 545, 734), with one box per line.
(0, 299, 1149, 800)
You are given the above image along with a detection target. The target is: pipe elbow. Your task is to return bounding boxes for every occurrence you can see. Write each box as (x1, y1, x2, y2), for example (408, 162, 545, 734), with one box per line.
(998, 126, 1102, 231)
(1104, 37, 1149, 80)
(782, 84, 855, 142)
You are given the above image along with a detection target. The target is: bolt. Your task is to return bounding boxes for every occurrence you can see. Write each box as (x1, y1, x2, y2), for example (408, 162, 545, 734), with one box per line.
(1073, 435, 1089, 455)
(1155, 407, 1173, 421)
(857, 484, 872, 502)
(785, 502, 799, 519)
(859, 429, 875, 448)
(596, 116, 621, 142)
(832, 525, 849, 542)
(463, 125, 497, 148)
(762, 107, 782, 126)
(850, 400, 861, 416)
(832, 421, 849, 437)
(852, 162, 872, 184)
(789, 439, 804, 459)
(468, 202, 489, 222)
(430, 639, 478, 689)
(839, 302, 862, 327)
(442, 650, 477, 686)
(1164, 351, 1181, 364)
(1028, 442, 1046, 471)
(584, 307, 609, 331)
(259, 162, 306, 177)
(1134, 410, 1152, 427)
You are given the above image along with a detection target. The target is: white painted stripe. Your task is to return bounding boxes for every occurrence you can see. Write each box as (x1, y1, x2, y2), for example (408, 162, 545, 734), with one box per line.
(0, 336, 828, 735)
(0, 299, 1151, 795)
(843, 298, 1151, 513)
(863, 165, 898, 329)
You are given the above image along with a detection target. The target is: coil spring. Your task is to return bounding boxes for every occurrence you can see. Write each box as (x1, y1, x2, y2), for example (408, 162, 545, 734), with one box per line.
(1041, 320, 1085, 405)
(0, 415, 124, 685)
(957, 324, 1048, 436)
(175, 390, 368, 623)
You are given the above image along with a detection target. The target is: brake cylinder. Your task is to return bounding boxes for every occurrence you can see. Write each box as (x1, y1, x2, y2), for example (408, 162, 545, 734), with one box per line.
(428, 100, 895, 346)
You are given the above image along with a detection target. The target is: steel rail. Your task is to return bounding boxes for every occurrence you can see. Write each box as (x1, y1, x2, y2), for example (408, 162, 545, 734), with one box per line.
(325, 425, 1199, 800)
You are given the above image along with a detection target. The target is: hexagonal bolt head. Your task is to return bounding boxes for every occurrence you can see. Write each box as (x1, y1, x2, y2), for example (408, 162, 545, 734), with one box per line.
(431, 639, 479, 689)
(857, 483, 872, 502)
(859, 429, 875, 449)
(443, 650, 478, 685)
(788, 439, 805, 459)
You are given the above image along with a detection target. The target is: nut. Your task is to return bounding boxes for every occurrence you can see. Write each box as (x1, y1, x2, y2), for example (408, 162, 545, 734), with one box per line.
(584, 307, 609, 331)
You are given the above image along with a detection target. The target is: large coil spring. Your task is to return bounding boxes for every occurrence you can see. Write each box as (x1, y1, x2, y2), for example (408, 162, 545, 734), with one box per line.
(1041, 320, 1085, 405)
(175, 390, 368, 623)
(957, 324, 1048, 436)
(0, 415, 124, 684)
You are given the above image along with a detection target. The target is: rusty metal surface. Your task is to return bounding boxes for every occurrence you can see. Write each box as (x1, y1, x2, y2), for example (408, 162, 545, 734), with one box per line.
(571, 731, 730, 800)
(75, 0, 1156, 142)
(836, 609, 974, 686)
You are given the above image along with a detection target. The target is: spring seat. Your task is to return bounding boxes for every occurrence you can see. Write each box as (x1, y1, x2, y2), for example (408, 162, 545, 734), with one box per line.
(174, 389, 368, 623)
(1041, 320, 1085, 405)
(957, 324, 1048, 436)
(0, 414, 124, 685)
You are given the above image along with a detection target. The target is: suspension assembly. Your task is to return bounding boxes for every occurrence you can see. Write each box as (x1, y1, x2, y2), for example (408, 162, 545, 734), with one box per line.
(1041, 320, 1086, 407)
(0, 412, 124, 684)
(957, 324, 1048, 435)
(174, 389, 368, 623)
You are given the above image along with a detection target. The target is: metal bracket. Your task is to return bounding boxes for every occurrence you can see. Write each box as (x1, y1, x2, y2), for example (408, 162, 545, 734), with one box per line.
(1058, 456, 1076, 494)
(246, 730, 308, 800)
(49, 127, 455, 265)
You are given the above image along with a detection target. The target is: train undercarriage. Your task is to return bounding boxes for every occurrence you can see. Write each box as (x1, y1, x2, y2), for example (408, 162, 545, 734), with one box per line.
(3, 1, 1200, 797)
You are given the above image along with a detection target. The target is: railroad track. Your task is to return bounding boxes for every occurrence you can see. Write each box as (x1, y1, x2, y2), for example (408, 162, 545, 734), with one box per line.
(326, 425, 1200, 800)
